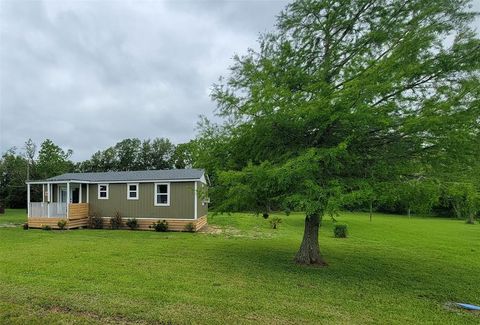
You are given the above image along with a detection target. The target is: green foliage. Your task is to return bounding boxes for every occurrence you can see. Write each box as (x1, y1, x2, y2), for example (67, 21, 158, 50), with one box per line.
(334, 224, 348, 238)
(443, 182, 480, 224)
(150, 220, 169, 232)
(76, 137, 176, 172)
(200, 0, 479, 262)
(269, 217, 282, 229)
(125, 218, 139, 230)
(41, 225, 52, 231)
(109, 211, 123, 230)
(57, 219, 68, 230)
(183, 222, 195, 232)
(37, 139, 73, 179)
(88, 212, 104, 229)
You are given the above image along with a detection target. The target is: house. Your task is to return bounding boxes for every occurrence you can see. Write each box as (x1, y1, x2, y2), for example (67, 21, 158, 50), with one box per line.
(26, 169, 208, 231)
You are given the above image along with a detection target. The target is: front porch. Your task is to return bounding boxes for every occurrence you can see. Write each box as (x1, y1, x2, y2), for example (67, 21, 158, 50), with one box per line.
(26, 181, 90, 229)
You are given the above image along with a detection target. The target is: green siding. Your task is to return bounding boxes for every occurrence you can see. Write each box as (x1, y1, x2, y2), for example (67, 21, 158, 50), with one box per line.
(88, 182, 195, 219)
(197, 181, 208, 218)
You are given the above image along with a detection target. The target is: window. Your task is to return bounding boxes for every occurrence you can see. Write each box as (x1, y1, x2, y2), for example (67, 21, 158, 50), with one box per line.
(98, 184, 109, 199)
(154, 183, 170, 206)
(127, 183, 139, 200)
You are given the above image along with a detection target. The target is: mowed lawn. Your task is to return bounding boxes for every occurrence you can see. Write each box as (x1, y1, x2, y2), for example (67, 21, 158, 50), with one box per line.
(0, 209, 479, 324)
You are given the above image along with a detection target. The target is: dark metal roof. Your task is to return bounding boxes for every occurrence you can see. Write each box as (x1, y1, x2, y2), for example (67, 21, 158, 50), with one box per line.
(45, 169, 205, 182)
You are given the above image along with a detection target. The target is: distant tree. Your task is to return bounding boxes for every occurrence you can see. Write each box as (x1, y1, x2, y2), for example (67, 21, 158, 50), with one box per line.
(24, 138, 37, 181)
(205, 0, 480, 265)
(36, 139, 74, 179)
(444, 182, 479, 224)
(396, 179, 441, 217)
(0, 148, 28, 208)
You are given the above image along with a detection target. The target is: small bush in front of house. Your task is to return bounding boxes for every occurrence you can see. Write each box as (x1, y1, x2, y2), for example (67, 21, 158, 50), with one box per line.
(126, 218, 139, 230)
(23, 222, 29, 230)
(150, 220, 169, 232)
(184, 222, 195, 232)
(42, 224, 52, 231)
(57, 219, 68, 230)
(269, 217, 282, 229)
(334, 224, 348, 238)
(110, 211, 123, 230)
(88, 212, 103, 229)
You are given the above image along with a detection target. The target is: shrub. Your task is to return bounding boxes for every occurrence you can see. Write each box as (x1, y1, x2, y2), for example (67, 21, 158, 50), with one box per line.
(22, 222, 29, 230)
(110, 211, 123, 230)
(184, 222, 195, 232)
(88, 212, 103, 229)
(269, 217, 282, 229)
(285, 208, 291, 216)
(57, 219, 68, 230)
(150, 220, 169, 232)
(334, 224, 348, 238)
(126, 218, 139, 230)
(262, 213, 269, 219)
(42, 224, 52, 231)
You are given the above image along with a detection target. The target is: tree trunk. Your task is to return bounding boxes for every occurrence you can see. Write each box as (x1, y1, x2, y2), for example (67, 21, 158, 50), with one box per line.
(294, 213, 327, 266)
(407, 208, 411, 218)
(466, 213, 475, 224)
(369, 201, 373, 222)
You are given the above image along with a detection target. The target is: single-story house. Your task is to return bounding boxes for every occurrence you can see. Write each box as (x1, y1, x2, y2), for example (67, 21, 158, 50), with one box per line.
(26, 169, 208, 231)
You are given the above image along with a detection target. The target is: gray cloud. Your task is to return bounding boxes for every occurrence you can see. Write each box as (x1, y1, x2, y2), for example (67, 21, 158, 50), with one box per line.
(0, 0, 478, 161)
(0, 0, 288, 160)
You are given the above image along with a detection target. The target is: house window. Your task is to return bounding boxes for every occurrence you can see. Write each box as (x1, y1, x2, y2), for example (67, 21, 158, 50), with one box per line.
(154, 183, 170, 206)
(127, 183, 139, 200)
(98, 184, 109, 199)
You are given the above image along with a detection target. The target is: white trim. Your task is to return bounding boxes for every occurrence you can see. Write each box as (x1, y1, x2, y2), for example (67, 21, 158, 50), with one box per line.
(27, 183, 31, 218)
(79, 184, 83, 203)
(154, 182, 170, 206)
(66, 182, 70, 216)
(86, 184, 89, 203)
(127, 183, 139, 200)
(98, 184, 109, 200)
(194, 182, 198, 220)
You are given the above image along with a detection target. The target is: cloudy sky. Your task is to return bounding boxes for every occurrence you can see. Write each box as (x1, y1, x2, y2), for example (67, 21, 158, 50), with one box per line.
(0, 0, 288, 161)
(0, 0, 479, 161)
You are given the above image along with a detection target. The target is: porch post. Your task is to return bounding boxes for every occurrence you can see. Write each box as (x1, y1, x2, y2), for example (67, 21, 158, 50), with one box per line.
(66, 182, 70, 218)
(86, 184, 89, 203)
(27, 183, 31, 218)
(47, 183, 51, 218)
(79, 183, 82, 203)
(42, 184, 45, 203)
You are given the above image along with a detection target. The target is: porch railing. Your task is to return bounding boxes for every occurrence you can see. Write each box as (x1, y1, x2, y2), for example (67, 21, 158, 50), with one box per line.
(29, 202, 67, 218)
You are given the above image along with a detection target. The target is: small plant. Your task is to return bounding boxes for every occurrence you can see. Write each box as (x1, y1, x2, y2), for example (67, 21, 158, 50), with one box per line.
(269, 217, 282, 229)
(334, 224, 348, 238)
(88, 212, 104, 229)
(110, 211, 123, 230)
(57, 219, 68, 230)
(285, 208, 291, 216)
(184, 222, 195, 232)
(150, 220, 169, 232)
(126, 218, 139, 230)
(22, 222, 29, 230)
(262, 213, 269, 219)
(42, 224, 52, 231)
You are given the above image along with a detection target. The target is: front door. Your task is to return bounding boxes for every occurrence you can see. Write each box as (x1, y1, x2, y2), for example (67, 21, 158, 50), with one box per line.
(59, 186, 79, 203)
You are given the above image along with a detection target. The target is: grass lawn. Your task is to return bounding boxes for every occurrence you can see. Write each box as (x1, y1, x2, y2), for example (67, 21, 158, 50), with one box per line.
(0, 209, 479, 324)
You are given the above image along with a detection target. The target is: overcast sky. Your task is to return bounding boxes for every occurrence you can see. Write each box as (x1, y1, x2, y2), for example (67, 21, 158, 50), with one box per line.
(0, 0, 479, 161)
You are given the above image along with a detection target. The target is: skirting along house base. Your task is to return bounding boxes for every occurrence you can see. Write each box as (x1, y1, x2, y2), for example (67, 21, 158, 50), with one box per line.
(26, 169, 209, 231)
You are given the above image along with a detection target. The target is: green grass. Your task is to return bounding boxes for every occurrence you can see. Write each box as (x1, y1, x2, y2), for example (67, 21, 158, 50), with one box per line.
(0, 210, 479, 324)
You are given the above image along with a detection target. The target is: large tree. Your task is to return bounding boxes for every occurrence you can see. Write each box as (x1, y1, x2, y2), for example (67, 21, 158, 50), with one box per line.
(206, 0, 480, 265)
